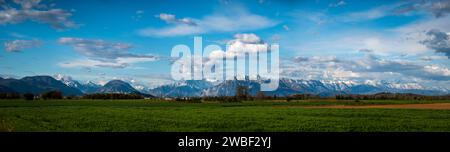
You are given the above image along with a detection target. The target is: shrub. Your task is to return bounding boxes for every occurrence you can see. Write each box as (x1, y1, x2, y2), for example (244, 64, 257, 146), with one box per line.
(0, 93, 21, 99)
(83, 93, 144, 99)
(236, 85, 249, 99)
(23, 93, 34, 100)
(41, 91, 63, 100)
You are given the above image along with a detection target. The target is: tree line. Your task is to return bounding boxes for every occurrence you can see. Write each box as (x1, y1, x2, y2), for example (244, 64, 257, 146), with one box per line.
(0, 91, 144, 100)
(335, 92, 450, 100)
(1, 86, 449, 101)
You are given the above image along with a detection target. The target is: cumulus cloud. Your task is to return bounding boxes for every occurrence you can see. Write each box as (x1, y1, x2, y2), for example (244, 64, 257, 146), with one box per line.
(139, 7, 277, 37)
(352, 55, 420, 73)
(398, 0, 450, 18)
(286, 54, 450, 82)
(209, 33, 269, 60)
(173, 33, 271, 79)
(233, 33, 262, 44)
(3, 39, 41, 52)
(351, 55, 450, 81)
(157, 13, 197, 26)
(58, 37, 157, 68)
(389, 0, 450, 18)
(428, 0, 450, 18)
(421, 29, 450, 58)
(0, 0, 78, 30)
(338, 0, 450, 23)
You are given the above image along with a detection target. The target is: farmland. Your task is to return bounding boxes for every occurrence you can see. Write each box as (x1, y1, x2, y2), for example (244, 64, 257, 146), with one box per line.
(1, 99, 450, 132)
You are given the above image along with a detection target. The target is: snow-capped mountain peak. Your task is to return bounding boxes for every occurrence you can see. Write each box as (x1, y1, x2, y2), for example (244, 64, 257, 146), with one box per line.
(54, 74, 80, 88)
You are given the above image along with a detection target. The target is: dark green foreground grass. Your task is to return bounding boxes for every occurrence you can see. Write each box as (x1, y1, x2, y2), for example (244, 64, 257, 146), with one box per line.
(0, 99, 449, 132)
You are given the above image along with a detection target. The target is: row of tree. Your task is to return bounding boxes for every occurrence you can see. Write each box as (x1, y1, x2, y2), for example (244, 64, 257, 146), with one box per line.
(0, 91, 145, 100)
(1, 87, 450, 101)
(335, 92, 450, 100)
(0, 91, 63, 100)
(83, 93, 144, 99)
(173, 87, 450, 102)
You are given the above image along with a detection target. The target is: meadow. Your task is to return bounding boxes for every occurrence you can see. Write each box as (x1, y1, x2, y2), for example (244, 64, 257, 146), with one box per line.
(0, 99, 450, 132)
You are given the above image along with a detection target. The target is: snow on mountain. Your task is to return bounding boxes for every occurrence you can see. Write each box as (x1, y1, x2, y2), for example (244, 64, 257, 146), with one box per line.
(54, 74, 102, 94)
(54, 74, 81, 88)
(148, 80, 213, 97)
(0, 75, 83, 96)
(202, 79, 261, 97)
(202, 78, 449, 97)
(49, 74, 449, 97)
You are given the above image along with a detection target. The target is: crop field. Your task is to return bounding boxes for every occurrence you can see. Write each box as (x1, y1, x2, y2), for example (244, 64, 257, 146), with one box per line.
(1, 99, 450, 132)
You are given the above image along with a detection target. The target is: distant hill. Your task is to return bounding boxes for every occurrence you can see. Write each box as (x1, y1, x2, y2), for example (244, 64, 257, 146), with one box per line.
(97, 80, 140, 93)
(97, 80, 154, 98)
(0, 76, 83, 96)
(54, 75, 153, 97)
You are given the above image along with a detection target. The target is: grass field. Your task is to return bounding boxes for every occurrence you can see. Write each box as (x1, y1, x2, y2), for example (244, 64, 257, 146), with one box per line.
(1, 99, 450, 132)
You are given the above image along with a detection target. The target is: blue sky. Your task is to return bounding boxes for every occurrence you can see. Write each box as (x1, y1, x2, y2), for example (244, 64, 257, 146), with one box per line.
(0, 0, 449, 89)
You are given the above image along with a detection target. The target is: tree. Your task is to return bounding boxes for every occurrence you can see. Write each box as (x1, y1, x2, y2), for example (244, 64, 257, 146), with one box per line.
(256, 91, 266, 99)
(0, 93, 20, 99)
(23, 93, 34, 100)
(236, 85, 249, 99)
(83, 93, 144, 99)
(41, 91, 63, 100)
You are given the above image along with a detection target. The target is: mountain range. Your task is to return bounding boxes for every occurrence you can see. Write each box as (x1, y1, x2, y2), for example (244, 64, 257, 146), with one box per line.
(148, 77, 449, 97)
(0, 75, 448, 97)
(200, 78, 448, 97)
(0, 76, 83, 96)
(0, 75, 149, 97)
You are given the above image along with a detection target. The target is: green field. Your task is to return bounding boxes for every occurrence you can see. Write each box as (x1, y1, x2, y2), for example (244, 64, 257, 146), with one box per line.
(1, 99, 450, 132)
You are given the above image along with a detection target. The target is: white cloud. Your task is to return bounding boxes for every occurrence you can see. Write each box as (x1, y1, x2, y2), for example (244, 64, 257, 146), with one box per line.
(157, 13, 197, 26)
(423, 64, 450, 76)
(60, 59, 126, 69)
(172, 33, 270, 79)
(428, 0, 450, 18)
(420, 29, 450, 58)
(3, 39, 41, 52)
(58, 37, 157, 69)
(0, 0, 78, 30)
(395, 0, 450, 18)
(285, 54, 450, 82)
(233, 33, 262, 43)
(58, 37, 155, 59)
(209, 33, 269, 59)
(60, 56, 157, 69)
(340, 5, 391, 22)
(139, 7, 277, 37)
(292, 31, 428, 56)
(337, 0, 450, 23)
